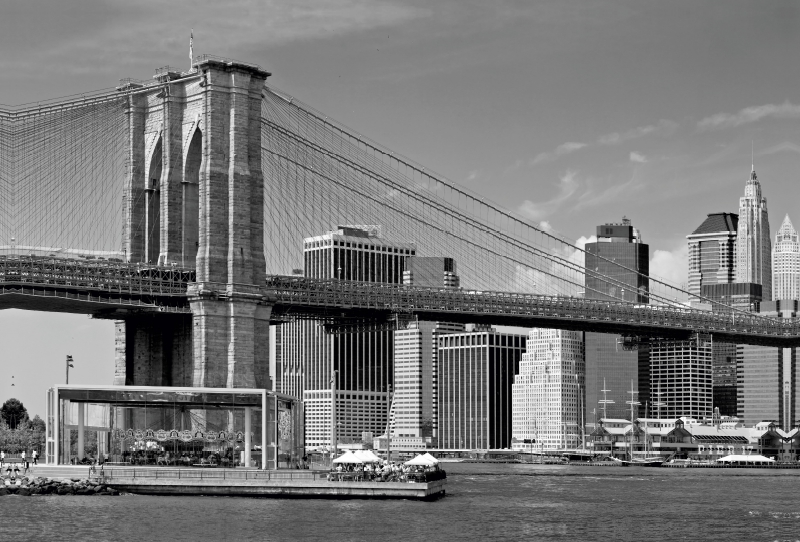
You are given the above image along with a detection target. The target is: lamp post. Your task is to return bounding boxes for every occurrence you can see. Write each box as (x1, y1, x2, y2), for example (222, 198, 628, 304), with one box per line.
(574, 374, 584, 450)
(66, 355, 74, 384)
(330, 369, 338, 464)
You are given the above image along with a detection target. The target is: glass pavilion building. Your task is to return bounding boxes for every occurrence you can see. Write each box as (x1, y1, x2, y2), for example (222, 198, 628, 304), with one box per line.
(46, 385, 301, 469)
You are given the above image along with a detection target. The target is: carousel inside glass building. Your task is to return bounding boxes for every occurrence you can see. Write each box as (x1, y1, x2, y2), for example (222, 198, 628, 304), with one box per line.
(45, 386, 303, 469)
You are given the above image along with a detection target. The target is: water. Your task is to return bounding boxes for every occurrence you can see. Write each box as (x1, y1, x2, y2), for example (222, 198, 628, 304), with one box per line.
(2, 463, 799, 541)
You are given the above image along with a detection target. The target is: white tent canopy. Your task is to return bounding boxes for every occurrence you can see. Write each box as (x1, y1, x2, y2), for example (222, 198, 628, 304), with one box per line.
(332, 451, 362, 464)
(405, 454, 437, 466)
(717, 454, 775, 463)
(354, 450, 382, 463)
(422, 453, 439, 464)
(333, 450, 383, 464)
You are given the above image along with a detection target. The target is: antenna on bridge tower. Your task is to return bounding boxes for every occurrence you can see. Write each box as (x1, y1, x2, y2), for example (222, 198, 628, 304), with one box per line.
(189, 28, 194, 70)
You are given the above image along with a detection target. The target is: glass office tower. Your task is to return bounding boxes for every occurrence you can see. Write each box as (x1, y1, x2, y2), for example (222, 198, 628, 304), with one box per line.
(738, 300, 798, 430)
(276, 226, 417, 448)
(438, 329, 526, 450)
(584, 218, 649, 427)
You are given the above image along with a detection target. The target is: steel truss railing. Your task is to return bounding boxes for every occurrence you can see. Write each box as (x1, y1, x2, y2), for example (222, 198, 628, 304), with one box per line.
(0, 256, 195, 299)
(5, 258, 798, 344)
(264, 275, 800, 347)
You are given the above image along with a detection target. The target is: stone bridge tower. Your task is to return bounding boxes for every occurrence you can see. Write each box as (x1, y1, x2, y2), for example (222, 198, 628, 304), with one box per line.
(115, 58, 271, 390)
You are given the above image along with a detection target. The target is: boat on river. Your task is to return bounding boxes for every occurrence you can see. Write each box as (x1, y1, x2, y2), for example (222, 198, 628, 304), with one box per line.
(613, 384, 665, 467)
(611, 457, 665, 467)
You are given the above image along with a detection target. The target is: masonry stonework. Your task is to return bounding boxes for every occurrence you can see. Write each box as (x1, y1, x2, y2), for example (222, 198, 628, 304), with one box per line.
(117, 59, 272, 391)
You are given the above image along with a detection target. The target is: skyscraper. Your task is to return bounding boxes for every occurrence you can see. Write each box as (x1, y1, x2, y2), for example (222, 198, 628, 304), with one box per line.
(278, 226, 417, 448)
(735, 166, 772, 300)
(512, 329, 585, 450)
(738, 300, 799, 430)
(438, 328, 526, 450)
(686, 212, 738, 302)
(584, 218, 650, 427)
(772, 215, 800, 301)
(403, 256, 460, 289)
(701, 282, 762, 417)
(650, 335, 713, 420)
(392, 256, 464, 447)
(393, 321, 464, 447)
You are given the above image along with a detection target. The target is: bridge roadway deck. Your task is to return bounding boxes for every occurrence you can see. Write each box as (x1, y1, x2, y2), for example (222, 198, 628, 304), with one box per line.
(0, 256, 192, 315)
(264, 275, 800, 348)
(1, 257, 798, 347)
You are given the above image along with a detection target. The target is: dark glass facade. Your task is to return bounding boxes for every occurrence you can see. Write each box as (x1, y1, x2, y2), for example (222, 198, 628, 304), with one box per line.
(438, 332, 525, 449)
(700, 283, 763, 419)
(736, 301, 798, 429)
(584, 221, 649, 426)
(585, 334, 650, 422)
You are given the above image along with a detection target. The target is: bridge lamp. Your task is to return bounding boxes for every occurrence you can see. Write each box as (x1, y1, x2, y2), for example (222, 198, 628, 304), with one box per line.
(66, 355, 74, 384)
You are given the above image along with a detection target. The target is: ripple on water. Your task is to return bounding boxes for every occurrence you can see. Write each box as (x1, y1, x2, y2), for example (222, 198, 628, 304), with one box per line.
(1, 467, 799, 541)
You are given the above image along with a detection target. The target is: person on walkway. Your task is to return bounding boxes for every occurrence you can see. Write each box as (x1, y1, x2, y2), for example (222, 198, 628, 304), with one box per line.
(32, 449, 38, 465)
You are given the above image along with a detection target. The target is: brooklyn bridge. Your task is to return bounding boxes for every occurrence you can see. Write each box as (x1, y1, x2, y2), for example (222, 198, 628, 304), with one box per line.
(0, 55, 797, 392)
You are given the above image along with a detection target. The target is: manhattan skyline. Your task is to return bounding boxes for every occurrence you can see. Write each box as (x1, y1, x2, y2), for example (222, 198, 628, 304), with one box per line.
(1, 1, 799, 416)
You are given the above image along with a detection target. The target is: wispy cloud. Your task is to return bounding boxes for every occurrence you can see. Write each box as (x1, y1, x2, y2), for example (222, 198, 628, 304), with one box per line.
(518, 169, 645, 222)
(528, 119, 676, 168)
(573, 170, 642, 211)
(629, 151, 647, 163)
(530, 142, 587, 165)
(759, 141, 800, 157)
(0, 0, 429, 78)
(596, 119, 677, 145)
(697, 101, 800, 130)
(518, 170, 580, 221)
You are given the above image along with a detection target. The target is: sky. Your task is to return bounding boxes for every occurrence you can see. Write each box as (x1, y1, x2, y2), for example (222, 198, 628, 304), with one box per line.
(1, 0, 799, 416)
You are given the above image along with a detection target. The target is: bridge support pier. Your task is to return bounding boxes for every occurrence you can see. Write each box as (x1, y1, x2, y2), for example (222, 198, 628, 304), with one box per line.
(187, 284, 271, 389)
(114, 314, 193, 386)
(119, 58, 271, 395)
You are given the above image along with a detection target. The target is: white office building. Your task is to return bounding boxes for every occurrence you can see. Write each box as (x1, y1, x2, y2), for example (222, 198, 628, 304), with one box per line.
(772, 214, 800, 301)
(392, 321, 465, 448)
(512, 328, 585, 451)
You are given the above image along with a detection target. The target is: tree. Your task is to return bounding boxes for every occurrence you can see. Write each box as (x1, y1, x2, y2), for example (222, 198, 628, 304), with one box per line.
(29, 415, 46, 433)
(1, 398, 29, 429)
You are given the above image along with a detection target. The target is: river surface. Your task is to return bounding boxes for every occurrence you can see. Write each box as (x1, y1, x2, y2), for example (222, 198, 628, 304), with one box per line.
(1, 463, 799, 541)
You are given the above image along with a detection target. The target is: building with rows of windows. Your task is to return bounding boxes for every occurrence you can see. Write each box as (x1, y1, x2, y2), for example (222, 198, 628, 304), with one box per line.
(772, 214, 800, 301)
(649, 336, 713, 420)
(274, 226, 416, 448)
(512, 328, 585, 450)
(438, 328, 526, 450)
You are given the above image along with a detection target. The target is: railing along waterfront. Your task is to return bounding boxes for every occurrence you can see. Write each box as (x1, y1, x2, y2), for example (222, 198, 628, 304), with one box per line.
(0, 256, 195, 298)
(99, 468, 326, 482)
(265, 275, 800, 346)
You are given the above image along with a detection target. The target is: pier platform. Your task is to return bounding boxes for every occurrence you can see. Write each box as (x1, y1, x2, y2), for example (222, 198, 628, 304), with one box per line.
(95, 467, 445, 500)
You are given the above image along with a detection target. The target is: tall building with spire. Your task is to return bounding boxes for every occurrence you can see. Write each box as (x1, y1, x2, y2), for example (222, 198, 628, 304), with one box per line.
(772, 215, 800, 301)
(735, 166, 772, 300)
